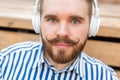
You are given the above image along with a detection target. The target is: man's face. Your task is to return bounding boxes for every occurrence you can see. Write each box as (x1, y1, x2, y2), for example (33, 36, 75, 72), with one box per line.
(40, 0, 90, 64)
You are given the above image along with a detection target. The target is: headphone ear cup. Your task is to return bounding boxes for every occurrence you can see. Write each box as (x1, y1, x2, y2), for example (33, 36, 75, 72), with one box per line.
(32, 14, 40, 33)
(89, 15, 100, 37)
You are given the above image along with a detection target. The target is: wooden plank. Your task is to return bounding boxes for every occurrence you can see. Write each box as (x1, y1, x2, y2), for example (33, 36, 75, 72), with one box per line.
(1, 0, 119, 19)
(0, 30, 39, 49)
(100, 17, 120, 29)
(98, 26, 120, 38)
(100, 4, 120, 18)
(99, 0, 120, 4)
(0, 0, 33, 20)
(0, 0, 34, 30)
(0, 17, 33, 30)
(84, 40, 120, 67)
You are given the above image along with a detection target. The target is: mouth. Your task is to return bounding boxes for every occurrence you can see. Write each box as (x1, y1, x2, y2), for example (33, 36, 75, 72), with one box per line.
(53, 43, 72, 48)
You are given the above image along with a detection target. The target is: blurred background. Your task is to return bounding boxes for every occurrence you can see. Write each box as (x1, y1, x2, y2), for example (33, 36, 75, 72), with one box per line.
(0, 0, 120, 79)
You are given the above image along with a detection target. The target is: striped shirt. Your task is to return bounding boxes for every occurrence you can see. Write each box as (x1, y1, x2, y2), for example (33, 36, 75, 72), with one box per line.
(0, 41, 118, 80)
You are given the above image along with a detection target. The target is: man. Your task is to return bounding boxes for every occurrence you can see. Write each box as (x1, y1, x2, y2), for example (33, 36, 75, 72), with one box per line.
(0, 0, 119, 80)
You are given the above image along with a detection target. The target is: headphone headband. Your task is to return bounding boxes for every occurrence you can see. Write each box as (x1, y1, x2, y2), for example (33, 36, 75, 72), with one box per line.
(93, 0, 99, 17)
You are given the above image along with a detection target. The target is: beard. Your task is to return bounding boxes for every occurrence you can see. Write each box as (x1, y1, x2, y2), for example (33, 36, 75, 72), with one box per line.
(41, 34, 87, 64)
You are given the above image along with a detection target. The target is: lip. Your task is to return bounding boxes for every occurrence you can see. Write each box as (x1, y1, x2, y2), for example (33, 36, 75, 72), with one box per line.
(53, 43, 71, 48)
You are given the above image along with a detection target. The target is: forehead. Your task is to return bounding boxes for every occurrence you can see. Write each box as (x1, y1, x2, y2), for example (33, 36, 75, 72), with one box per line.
(43, 0, 87, 6)
(42, 0, 88, 16)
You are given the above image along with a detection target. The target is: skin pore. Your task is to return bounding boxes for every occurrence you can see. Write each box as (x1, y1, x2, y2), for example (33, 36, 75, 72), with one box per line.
(40, 0, 91, 71)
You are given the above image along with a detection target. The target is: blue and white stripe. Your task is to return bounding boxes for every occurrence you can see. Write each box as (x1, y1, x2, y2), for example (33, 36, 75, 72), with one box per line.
(0, 41, 119, 80)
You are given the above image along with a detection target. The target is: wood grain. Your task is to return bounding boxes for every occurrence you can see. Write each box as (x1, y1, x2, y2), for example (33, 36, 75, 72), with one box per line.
(0, 30, 39, 49)
(0, 17, 33, 30)
(84, 40, 120, 67)
(99, 0, 120, 4)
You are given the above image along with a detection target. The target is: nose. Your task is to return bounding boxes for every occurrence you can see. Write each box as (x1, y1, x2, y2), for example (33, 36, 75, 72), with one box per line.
(57, 21, 70, 37)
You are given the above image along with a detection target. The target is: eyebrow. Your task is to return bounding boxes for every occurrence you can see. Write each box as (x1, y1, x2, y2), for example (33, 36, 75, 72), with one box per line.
(44, 14, 58, 19)
(44, 14, 85, 21)
(69, 15, 84, 21)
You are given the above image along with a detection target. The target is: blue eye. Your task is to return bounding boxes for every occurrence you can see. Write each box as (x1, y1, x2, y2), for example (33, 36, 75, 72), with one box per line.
(47, 18, 58, 23)
(71, 19, 80, 24)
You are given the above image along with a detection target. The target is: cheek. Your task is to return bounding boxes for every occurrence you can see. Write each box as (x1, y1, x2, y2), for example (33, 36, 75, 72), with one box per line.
(40, 23, 48, 39)
(79, 28, 89, 37)
(40, 23, 57, 39)
(71, 26, 89, 42)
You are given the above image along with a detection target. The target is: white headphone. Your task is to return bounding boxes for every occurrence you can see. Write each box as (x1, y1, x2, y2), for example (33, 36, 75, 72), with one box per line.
(32, 0, 100, 37)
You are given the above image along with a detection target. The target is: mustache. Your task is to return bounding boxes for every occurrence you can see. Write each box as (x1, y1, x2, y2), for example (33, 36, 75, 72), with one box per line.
(46, 36, 80, 45)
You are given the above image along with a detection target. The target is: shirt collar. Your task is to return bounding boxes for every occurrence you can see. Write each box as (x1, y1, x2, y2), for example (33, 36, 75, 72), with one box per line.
(32, 42, 85, 78)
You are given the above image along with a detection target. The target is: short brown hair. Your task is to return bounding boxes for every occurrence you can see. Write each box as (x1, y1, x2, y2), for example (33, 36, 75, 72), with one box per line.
(86, 0, 92, 17)
(39, 0, 92, 17)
